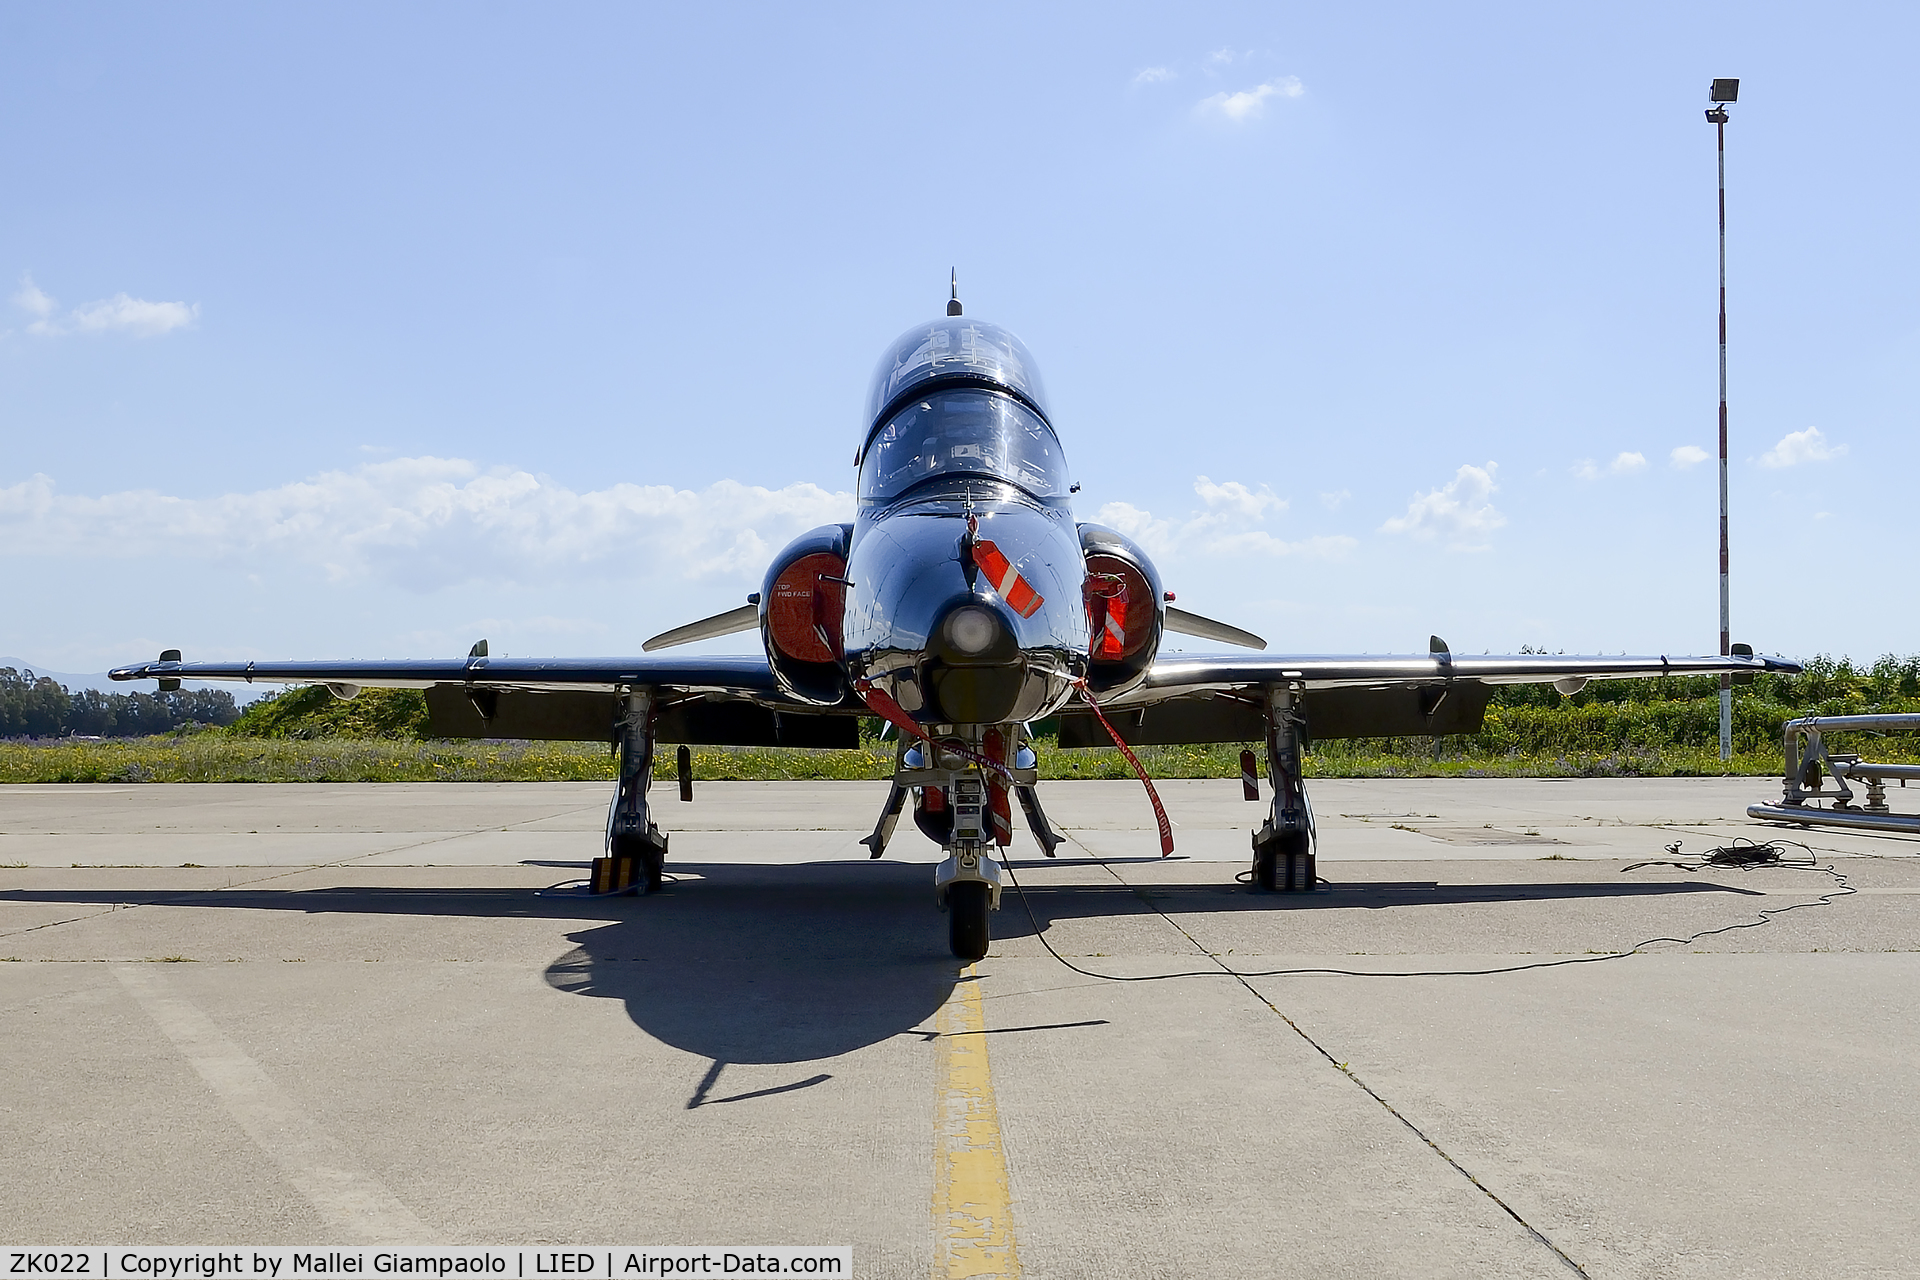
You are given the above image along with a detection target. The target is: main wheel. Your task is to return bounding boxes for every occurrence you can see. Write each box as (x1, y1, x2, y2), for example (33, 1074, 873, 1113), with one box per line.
(1253, 842, 1279, 892)
(947, 880, 991, 961)
(1254, 830, 1311, 893)
(612, 833, 666, 895)
(639, 843, 664, 894)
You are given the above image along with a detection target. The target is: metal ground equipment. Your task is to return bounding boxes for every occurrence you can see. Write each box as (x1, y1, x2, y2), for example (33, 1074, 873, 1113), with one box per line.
(1748, 712, 1920, 836)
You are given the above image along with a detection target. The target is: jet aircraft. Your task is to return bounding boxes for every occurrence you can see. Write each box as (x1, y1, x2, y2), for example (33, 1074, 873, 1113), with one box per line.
(113, 289, 1799, 959)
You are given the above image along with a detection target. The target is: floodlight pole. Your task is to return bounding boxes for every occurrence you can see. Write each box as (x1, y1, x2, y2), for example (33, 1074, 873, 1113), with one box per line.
(1712, 101, 1732, 762)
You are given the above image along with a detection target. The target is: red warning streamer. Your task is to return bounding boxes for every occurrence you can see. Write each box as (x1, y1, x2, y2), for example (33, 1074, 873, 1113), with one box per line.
(983, 727, 1014, 847)
(1074, 679, 1175, 857)
(853, 679, 1016, 783)
(972, 538, 1044, 618)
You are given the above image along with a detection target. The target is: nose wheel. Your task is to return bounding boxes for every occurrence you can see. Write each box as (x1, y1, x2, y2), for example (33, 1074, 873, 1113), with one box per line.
(946, 880, 992, 960)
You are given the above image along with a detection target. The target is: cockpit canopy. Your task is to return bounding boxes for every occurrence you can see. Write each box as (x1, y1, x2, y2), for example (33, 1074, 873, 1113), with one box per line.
(864, 317, 1050, 432)
(858, 317, 1064, 503)
(860, 388, 1070, 502)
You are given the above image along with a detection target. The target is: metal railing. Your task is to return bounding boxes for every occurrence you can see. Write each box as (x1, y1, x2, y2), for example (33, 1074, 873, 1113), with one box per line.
(1748, 712, 1920, 834)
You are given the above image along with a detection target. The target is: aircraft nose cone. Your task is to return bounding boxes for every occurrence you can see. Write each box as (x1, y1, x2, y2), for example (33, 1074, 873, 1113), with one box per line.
(925, 598, 1023, 724)
(940, 605, 1000, 657)
(843, 499, 1086, 727)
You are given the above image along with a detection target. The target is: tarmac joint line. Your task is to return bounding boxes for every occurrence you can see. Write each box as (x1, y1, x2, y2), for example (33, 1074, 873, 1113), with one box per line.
(1097, 860, 1595, 1279)
(931, 963, 1021, 1280)
(114, 964, 438, 1243)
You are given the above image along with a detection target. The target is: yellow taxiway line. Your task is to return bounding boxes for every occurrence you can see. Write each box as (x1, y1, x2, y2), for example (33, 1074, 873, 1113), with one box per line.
(932, 962, 1022, 1279)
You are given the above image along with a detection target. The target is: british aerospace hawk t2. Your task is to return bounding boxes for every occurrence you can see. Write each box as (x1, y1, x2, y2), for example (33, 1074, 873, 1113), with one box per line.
(114, 291, 1796, 959)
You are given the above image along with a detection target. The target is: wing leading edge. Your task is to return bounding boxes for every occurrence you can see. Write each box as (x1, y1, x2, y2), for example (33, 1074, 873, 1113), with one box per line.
(109, 653, 860, 747)
(1128, 649, 1799, 699)
(109, 654, 787, 698)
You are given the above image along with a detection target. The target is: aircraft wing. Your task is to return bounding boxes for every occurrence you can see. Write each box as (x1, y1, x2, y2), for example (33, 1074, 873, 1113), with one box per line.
(110, 653, 786, 698)
(1124, 649, 1799, 698)
(1060, 648, 1801, 745)
(106, 652, 870, 746)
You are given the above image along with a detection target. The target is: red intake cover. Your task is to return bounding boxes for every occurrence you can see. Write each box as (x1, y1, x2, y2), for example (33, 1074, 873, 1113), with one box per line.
(1084, 553, 1153, 660)
(768, 552, 847, 664)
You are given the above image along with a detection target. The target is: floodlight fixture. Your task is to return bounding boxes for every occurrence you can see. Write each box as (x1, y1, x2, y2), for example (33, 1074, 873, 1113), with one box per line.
(1710, 78, 1740, 103)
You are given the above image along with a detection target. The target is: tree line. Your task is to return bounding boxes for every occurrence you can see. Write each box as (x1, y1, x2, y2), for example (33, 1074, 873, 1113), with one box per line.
(0, 668, 241, 739)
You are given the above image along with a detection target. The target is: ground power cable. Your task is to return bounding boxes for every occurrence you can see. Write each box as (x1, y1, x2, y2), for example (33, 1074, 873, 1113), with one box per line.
(998, 837, 1856, 984)
(1006, 845, 1609, 1276)
(997, 837, 1862, 1279)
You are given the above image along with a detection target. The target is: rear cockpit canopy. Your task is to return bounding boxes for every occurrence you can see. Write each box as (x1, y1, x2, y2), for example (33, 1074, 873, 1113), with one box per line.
(865, 318, 1050, 433)
(858, 317, 1066, 503)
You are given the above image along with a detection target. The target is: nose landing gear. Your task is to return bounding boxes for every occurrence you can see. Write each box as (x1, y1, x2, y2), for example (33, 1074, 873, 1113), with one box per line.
(868, 731, 1037, 959)
(933, 772, 1004, 960)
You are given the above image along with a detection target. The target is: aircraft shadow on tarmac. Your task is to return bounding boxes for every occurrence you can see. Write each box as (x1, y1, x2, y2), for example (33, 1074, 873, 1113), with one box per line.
(986, 865, 1759, 939)
(2, 863, 1752, 1070)
(543, 863, 960, 1068)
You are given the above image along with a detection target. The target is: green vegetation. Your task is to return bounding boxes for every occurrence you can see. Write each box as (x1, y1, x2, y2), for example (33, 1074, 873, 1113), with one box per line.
(0, 667, 240, 738)
(225, 684, 431, 739)
(3, 654, 1915, 784)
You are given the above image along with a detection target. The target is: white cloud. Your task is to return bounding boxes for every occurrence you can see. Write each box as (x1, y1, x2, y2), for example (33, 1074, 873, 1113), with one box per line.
(1379, 462, 1505, 550)
(13, 274, 55, 318)
(1572, 451, 1648, 480)
(1094, 475, 1352, 563)
(1132, 66, 1174, 85)
(1760, 426, 1847, 468)
(1194, 77, 1304, 122)
(66, 294, 198, 336)
(1670, 445, 1710, 469)
(12, 273, 198, 337)
(1320, 489, 1351, 510)
(1191, 475, 1283, 521)
(0, 458, 854, 591)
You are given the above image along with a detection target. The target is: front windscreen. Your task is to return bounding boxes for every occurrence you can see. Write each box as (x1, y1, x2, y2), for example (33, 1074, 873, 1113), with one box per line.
(860, 390, 1069, 501)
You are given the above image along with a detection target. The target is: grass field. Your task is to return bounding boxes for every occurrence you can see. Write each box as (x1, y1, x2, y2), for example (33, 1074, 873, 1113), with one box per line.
(0, 732, 1859, 785)
(6, 657, 1916, 785)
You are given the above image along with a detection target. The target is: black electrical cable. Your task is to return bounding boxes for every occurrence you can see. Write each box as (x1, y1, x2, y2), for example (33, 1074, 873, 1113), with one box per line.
(999, 837, 1856, 983)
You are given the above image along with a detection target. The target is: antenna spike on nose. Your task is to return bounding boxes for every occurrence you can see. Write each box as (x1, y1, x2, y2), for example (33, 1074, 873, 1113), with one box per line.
(947, 268, 962, 316)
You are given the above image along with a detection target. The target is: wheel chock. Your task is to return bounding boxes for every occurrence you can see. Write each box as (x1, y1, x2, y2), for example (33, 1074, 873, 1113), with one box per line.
(590, 852, 643, 895)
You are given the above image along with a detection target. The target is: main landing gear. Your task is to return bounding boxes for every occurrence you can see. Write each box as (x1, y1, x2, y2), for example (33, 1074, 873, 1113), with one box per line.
(595, 691, 669, 895)
(861, 729, 1050, 960)
(1251, 685, 1317, 894)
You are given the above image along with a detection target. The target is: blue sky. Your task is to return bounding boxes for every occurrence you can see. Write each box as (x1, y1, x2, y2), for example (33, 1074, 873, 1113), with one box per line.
(3, 2, 1913, 674)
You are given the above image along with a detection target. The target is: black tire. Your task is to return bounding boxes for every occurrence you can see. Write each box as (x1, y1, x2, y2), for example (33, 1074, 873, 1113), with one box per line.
(1280, 829, 1312, 893)
(1254, 830, 1311, 893)
(639, 843, 665, 894)
(1253, 844, 1279, 892)
(613, 834, 666, 895)
(948, 880, 991, 961)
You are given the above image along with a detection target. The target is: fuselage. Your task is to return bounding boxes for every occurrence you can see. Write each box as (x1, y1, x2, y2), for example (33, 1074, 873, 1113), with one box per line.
(818, 315, 1161, 731)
